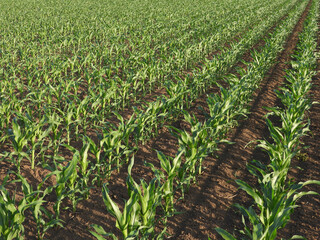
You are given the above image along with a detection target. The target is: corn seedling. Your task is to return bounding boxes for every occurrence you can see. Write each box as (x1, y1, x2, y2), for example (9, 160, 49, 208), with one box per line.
(17, 174, 62, 239)
(45, 154, 78, 219)
(91, 183, 140, 240)
(5, 117, 30, 174)
(0, 175, 46, 240)
(127, 158, 163, 239)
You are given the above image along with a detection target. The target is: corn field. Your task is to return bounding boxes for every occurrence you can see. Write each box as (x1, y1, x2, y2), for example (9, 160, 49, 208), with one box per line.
(0, 0, 319, 239)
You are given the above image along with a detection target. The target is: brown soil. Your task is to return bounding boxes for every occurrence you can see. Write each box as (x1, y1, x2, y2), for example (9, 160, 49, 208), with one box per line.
(2, 1, 319, 240)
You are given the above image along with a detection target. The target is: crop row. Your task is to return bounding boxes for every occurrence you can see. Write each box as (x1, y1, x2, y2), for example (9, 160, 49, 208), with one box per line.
(216, 0, 320, 238)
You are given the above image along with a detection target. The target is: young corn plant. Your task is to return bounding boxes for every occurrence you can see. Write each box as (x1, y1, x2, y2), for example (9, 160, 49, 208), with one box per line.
(44, 111, 64, 160)
(45, 154, 78, 219)
(92, 189, 140, 240)
(132, 99, 167, 144)
(86, 135, 106, 186)
(126, 158, 163, 239)
(4, 117, 30, 174)
(57, 105, 78, 145)
(0, 98, 12, 129)
(0, 176, 25, 240)
(91, 157, 166, 240)
(99, 126, 128, 173)
(64, 142, 92, 200)
(258, 110, 310, 172)
(164, 80, 191, 111)
(97, 111, 136, 176)
(112, 111, 137, 161)
(156, 150, 184, 219)
(74, 97, 90, 139)
(90, 177, 141, 239)
(15, 113, 51, 169)
(0, 175, 45, 240)
(67, 157, 81, 213)
(169, 113, 213, 197)
(17, 174, 62, 239)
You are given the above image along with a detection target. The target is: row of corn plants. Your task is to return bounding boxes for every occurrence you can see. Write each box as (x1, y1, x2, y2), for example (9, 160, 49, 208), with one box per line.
(216, 1, 320, 239)
(89, 2, 309, 239)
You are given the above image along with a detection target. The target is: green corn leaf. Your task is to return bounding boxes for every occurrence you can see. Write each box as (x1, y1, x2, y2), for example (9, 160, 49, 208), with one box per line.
(215, 228, 236, 240)
(102, 185, 123, 225)
(62, 153, 78, 181)
(90, 224, 117, 240)
(292, 191, 318, 202)
(235, 180, 263, 207)
(290, 235, 307, 239)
